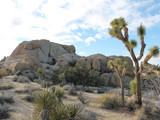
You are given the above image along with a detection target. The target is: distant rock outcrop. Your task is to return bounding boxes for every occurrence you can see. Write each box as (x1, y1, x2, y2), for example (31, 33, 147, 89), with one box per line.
(0, 39, 134, 87)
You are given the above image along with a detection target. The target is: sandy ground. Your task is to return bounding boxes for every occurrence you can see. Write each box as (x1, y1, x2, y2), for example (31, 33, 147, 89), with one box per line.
(0, 78, 136, 120)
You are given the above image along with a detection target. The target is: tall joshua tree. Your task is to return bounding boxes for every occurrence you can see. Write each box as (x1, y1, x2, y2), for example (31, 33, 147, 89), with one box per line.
(108, 58, 128, 104)
(108, 17, 159, 105)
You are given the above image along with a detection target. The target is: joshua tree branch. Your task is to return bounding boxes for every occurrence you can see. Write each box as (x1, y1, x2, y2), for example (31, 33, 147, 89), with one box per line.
(143, 53, 152, 65)
(123, 27, 129, 42)
(137, 36, 146, 61)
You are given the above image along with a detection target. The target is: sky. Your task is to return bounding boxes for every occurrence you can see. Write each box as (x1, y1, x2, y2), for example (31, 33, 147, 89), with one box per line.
(0, 0, 160, 65)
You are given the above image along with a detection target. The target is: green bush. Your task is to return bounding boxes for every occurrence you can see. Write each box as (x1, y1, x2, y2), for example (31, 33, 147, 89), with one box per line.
(130, 77, 137, 95)
(52, 62, 104, 87)
(97, 93, 122, 109)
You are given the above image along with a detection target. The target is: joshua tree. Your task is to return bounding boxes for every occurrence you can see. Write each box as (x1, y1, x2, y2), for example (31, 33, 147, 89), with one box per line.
(108, 17, 159, 105)
(108, 58, 128, 104)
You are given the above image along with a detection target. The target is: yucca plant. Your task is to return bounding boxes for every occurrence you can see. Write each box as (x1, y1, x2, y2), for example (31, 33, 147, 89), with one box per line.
(67, 104, 81, 120)
(51, 104, 68, 120)
(54, 88, 65, 103)
(33, 89, 57, 120)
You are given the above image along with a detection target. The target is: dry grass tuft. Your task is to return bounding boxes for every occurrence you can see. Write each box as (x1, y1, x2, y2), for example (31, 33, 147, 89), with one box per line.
(97, 93, 122, 109)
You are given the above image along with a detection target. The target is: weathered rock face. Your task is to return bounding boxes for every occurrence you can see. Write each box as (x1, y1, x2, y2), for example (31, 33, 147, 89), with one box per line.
(79, 54, 134, 87)
(4, 39, 77, 72)
(79, 54, 110, 73)
(100, 72, 133, 87)
(0, 39, 134, 87)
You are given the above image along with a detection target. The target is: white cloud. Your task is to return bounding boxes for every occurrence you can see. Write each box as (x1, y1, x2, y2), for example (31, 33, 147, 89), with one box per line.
(85, 37, 96, 46)
(95, 33, 102, 39)
(78, 51, 85, 56)
(149, 56, 160, 65)
(0, 0, 160, 58)
(0, 37, 20, 58)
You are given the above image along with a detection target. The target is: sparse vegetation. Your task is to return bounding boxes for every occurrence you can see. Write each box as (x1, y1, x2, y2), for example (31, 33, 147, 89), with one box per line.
(52, 62, 104, 87)
(54, 87, 65, 103)
(0, 69, 10, 78)
(0, 104, 10, 119)
(97, 93, 122, 109)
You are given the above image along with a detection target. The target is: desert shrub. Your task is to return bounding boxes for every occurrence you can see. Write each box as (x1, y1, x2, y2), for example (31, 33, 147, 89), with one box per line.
(0, 104, 10, 119)
(15, 89, 29, 94)
(52, 62, 104, 87)
(126, 96, 137, 111)
(0, 69, 10, 77)
(68, 87, 77, 96)
(97, 93, 122, 109)
(130, 77, 137, 94)
(0, 96, 14, 105)
(0, 85, 14, 90)
(23, 95, 34, 102)
(134, 100, 160, 120)
(77, 91, 85, 104)
(16, 77, 30, 83)
(54, 88, 65, 103)
(135, 108, 147, 120)
(40, 80, 53, 88)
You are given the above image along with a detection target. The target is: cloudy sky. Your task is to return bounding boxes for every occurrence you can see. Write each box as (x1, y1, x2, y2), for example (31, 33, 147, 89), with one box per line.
(0, 0, 160, 64)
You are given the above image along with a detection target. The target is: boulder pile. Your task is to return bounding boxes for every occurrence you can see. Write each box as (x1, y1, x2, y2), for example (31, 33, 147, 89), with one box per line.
(0, 39, 134, 87)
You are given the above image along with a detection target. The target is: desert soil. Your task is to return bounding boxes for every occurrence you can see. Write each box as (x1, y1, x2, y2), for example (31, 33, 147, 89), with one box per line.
(0, 78, 135, 120)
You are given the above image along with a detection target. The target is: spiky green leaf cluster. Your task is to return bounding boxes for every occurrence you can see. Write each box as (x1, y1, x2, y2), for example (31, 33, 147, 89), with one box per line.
(119, 17, 128, 28)
(129, 39, 137, 48)
(149, 46, 159, 57)
(55, 88, 65, 101)
(137, 24, 146, 36)
(109, 17, 127, 37)
(51, 104, 68, 120)
(115, 58, 122, 65)
(34, 89, 57, 111)
(130, 78, 136, 95)
(123, 61, 128, 68)
(33, 89, 81, 120)
(108, 60, 114, 69)
(67, 104, 81, 118)
(110, 17, 127, 28)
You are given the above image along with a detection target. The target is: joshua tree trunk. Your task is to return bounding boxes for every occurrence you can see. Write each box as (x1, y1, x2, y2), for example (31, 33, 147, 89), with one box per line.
(120, 77, 124, 104)
(130, 49, 142, 105)
(115, 69, 125, 104)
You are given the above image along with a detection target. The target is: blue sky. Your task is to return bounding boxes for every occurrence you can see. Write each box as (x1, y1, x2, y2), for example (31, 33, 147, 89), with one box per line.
(0, 0, 160, 64)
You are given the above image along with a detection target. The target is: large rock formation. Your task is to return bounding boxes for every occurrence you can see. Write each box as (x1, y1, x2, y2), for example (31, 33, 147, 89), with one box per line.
(3, 39, 77, 72)
(0, 39, 134, 87)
